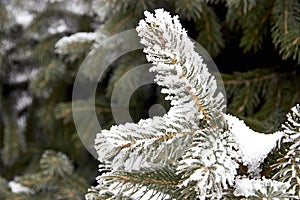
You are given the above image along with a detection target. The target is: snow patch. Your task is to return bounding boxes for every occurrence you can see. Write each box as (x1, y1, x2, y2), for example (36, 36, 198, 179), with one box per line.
(234, 177, 290, 199)
(48, 20, 68, 34)
(225, 114, 283, 175)
(8, 181, 33, 194)
(15, 10, 34, 28)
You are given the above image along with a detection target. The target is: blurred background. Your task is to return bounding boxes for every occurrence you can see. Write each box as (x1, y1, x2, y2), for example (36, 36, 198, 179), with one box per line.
(0, 0, 299, 199)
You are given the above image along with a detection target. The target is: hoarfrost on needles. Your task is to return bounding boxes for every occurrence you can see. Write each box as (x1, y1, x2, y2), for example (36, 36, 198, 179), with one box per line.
(94, 9, 227, 172)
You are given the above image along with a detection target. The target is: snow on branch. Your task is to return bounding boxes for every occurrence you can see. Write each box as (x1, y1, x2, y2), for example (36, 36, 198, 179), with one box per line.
(225, 114, 284, 176)
(282, 104, 300, 141)
(234, 177, 291, 199)
(272, 104, 300, 198)
(55, 32, 103, 61)
(94, 9, 226, 173)
(136, 9, 225, 122)
(176, 126, 240, 199)
(89, 8, 299, 200)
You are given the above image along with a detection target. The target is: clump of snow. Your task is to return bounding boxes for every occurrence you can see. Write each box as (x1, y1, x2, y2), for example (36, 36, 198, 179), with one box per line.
(8, 181, 33, 194)
(225, 114, 284, 175)
(15, 10, 34, 28)
(55, 32, 98, 55)
(48, 20, 68, 34)
(234, 177, 290, 199)
(9, 69, 38, 84)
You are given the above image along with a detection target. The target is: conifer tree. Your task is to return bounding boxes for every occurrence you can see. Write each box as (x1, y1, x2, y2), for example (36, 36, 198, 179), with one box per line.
(85, 9, 300, 199)
(0, 0, 299, 199)
(0, 0, 95, 199)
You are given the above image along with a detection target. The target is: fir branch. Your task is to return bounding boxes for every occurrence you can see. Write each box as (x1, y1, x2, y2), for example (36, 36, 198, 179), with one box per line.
(195, 4, 224, 57)
(271, 104, 300, 198)
(233, 177, 291, 199)
(95, 117, 195, 171)
(30, 60, 66, 97)
(95, 167, 181, 199)
(1, 99, 26, 166)
(176, 126, 240, 199)
(91, 9, 232, 199)
(105, 51, 146, 97)
(105, 174, 178, 186)
(174, 0, 203, 20)
(54, 100, 111, 123)
(55, 32, 99, 62)
(32, 34, 62, 65)
(136, 9, 225, 120)
(15, 150, 87, 197)
(223, 68, 299, 132)
(239, 1, 273, 53)
(225, 0, 257, 30)
(95, 0, 156, 35)
(271, 0, 300, 62)
(226, 0, 257, 15)
(16, 150, 74, 191)
(26, 9, 82, 38)
(93, 0, 154, 22)
(114, 129, 198, 150)
(95, 9, 227, 174)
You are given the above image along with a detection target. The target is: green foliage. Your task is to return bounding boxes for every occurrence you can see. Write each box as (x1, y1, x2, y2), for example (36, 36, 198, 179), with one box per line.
(174, 0, 203, 20)
(30, 60, 66, 97)
(272, 0, 300, 62)
(92, 167, 181, 199)
(195, 4, 224, 58)
(239, 0, 273, 53)
(223, 67, 300, 132)
(0, 4, 9, 28)
(1, 99, 26, 166)
(1, 150, 88, 200)
(0, 1, 95, 199)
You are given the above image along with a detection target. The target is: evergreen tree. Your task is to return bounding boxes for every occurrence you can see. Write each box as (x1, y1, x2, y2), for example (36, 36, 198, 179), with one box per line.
(85, 9, 300, 199)
(0, 0, 299, 199)
(0, 0, 95, 199)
